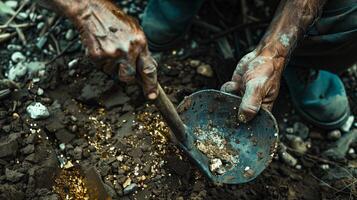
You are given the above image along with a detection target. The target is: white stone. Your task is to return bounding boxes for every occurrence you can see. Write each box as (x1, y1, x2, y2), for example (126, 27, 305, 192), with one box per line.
(11, 52, 26, 63)
(197, 64, 214, 77)
(209, 158, 222, 173)
(65, 29, 75, 40)
(348, 148, 355, 154)
(26, 102, 50, 120)
(68, 59, 79, 69)
(8, 62, 27, 81)
(37, 88, 44, 96)
(59, 143, 66, 151)
(341, 115, 355, 133)
(5, 1, 18, 9)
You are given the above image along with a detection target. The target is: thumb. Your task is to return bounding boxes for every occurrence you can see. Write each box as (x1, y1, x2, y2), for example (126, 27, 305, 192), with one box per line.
(238, 80, 263, 123)
(137, 52, 158, 100)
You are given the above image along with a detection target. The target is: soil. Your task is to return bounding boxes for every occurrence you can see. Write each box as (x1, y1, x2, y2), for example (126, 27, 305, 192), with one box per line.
(0, 0, 356, 200)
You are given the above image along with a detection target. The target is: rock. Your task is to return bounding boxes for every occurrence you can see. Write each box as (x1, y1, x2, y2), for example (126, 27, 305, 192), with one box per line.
(320, 164, 329, 170)
(21, 145, 35, 155)
(5, 168, 25, 182)
(11, 52, 26, 63)
(59, 143, 66, 151)
(285, 135, 308, 155)
(327, 130, 342, 140)
(341, 115, 354, 133)
(292, 122, 309, 139)
(46, 120, 65, 133)
(25, 153, 38, 163)
(26, 102, 50, 119)
(77, 70, 114, 103)
(8, 62, 27, 81)
(278, 143, 297, 167)
(123, 183, 138, 195)
(280, 151, 298, 167)
(104, 183, 118, 199)
(65, 29, 75, 40)
(0, 134, 19, 158)
(68, 58, 79, 69)
(197, 64, 214, 77)
(5, 1, 18, 9)
(189, 60, 200, 68)
(73, 146, 83, 160)
(0, 184, 25, 200)
(210, 158, 223, 173)
(323, 129, 357, 160)
(55, 129, 75, 143)
(101, 88, 130, 109)
(37, 88, 44, 96)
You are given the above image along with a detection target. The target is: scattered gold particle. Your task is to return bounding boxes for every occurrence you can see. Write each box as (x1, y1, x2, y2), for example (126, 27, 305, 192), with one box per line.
(136, 112, 170, 145)
(53, 168, 89, 200)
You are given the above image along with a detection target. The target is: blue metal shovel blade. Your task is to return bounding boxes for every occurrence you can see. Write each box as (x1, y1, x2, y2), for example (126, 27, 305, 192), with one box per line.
(176, 90, 279, 184)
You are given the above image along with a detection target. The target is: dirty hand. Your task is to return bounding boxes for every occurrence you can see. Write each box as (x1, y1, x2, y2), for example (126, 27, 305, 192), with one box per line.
(221, 49, 285, 123)
(47, 0, 158, 99)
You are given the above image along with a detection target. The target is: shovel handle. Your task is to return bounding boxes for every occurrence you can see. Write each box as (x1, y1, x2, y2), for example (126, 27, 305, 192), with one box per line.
(155, 84, 187, 144)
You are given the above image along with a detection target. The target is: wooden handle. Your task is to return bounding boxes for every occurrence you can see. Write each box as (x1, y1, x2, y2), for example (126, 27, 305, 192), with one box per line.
(155, 84, 187, 144)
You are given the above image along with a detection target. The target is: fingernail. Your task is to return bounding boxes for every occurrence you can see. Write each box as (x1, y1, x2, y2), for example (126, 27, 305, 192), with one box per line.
(148, 92, 157, 100)
(238, 114, 247, 123)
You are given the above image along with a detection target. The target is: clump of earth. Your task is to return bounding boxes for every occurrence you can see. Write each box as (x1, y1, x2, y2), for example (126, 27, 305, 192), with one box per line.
(194, 122, 239, 175)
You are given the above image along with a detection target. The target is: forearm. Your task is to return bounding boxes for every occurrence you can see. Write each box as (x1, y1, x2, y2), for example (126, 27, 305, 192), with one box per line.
(257, 0, 327, 65)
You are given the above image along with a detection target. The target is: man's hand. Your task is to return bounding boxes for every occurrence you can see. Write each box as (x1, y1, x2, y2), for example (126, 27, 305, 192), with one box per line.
(222, 0, 327, 122)
(221, 49, 285, 122)
(46, 0, 158, 99)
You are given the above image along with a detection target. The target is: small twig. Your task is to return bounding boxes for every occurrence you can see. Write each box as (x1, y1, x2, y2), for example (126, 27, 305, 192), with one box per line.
(8, 23, 35, 28)
(46, 39, 78, 66)
(40, 14, 59, 37)
(0, 0, 30, 29)
(0, 32, 17, 43)
(50, 33, 61, 54)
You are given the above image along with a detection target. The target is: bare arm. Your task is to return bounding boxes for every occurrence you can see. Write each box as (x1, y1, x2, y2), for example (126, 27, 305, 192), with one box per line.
(222, 0, 327, 122)
(40, 0, 158, 99)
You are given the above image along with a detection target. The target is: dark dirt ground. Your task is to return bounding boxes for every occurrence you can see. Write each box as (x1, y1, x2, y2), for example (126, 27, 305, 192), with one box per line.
(0, 0, 356, 199)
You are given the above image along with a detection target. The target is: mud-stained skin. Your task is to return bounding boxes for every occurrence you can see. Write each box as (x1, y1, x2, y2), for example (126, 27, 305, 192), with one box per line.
(222, 0, 327, 122)
(46, 0, 158, 99)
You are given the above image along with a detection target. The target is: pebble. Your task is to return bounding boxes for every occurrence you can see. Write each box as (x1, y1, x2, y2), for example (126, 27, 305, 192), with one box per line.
(5, 168, 25, 182)
(196, 64, 214, 77)
(36, 22, 45, 30)
(189, 60, 200, 68)
(348, 148, 355, 155)
(17, 12, 28, 20)
(327, 129, 342, 140)
(280, 151, 298, 167)
(293, 122, 309, 139)
(341, 115, 355, 133)
(11, 52, 26, 63)
(26, 102, 50, 119)
(5, 1, 18, 9)
(37, 88, 44, 96)
(285, 135, 308, 155)
(7, 44, 22, 51)
(65, 29, 75, 40)
(68, 58, 79, 69)
(295, 164, 302, 170)
(8, 62, 27, 81)
(320, 164, 329, 170)
(123, 183, 138, 195)
(209, 158, 223, 174)
(59, 143, 66, 151)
